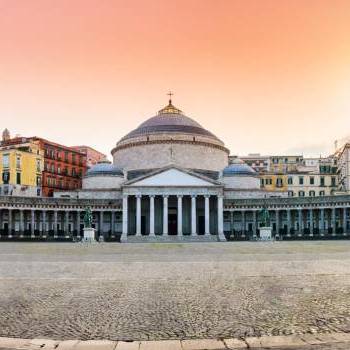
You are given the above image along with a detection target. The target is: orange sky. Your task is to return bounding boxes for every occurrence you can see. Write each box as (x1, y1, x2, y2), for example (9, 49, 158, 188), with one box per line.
(0, 0, 350, 158)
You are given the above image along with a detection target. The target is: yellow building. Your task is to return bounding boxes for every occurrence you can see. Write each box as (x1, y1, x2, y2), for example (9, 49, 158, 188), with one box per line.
(260, 174, 288, 192)
(0, 137, 44, 197)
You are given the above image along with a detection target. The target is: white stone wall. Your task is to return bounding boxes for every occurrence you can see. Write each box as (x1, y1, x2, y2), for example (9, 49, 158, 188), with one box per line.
(0, 184, 39, 197)
(221, 175, 260, 190)
(54, 190, 122, 199)
(83, 175, 125, 190)
(113, 142, 228, 172)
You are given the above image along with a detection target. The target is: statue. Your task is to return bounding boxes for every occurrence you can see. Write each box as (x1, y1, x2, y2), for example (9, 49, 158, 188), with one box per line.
(259, 206, 270, 227)
(83, 207, 93, 228)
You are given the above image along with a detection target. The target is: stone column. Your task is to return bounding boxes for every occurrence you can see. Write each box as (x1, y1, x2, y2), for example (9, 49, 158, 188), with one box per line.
(121, 195, 128, 242)
(111, 211, 115, 238)
(8, 209, 13, 238)
(241, 211, 246, 237)
(0, 210, 2, 237)
(136, 195, 142, 236)
(76, 211, 81, 238)
(149, 195, 155, 237)
(332, 207, 336, 235)
(286, 210, 291, 236)
(42, 211, 47, 238)
(177, 195, 183, 236)
(99, 211, 104, 240)
(19, 210, 24, 237)
(343, 207, 347, 235)
(191, 195, 197, 236)
(217, 195, 225, 241)
(162, 195, 168, 236)
(320, 208, 325, 235)
(309, 208, 313, 236)
(252, 210, 257, 237)
(31, 210, 35, 238)
(64, 211, 69, 238)
(298, 209, 302, 236)
(275, 210, 280, 236)
(54, 210, 58, 238)
(204, 195, 210, 235)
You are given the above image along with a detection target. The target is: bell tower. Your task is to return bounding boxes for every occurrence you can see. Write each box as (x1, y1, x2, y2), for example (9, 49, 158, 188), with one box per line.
(2, 128, 10, 142)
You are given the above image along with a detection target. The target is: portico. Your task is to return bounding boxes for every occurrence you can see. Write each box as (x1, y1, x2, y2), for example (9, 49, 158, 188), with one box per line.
(120, 166, 225, 242)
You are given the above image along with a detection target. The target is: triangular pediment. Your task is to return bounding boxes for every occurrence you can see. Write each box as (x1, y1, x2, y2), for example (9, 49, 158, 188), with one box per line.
(125, 167, 220, 187)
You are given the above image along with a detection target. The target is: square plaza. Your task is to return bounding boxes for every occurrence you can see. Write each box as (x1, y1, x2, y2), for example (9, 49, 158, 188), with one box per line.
(1, 241, 350, 341)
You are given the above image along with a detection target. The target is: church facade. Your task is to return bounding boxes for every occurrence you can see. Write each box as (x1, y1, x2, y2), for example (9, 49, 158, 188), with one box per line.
(1, 100, 350, 242)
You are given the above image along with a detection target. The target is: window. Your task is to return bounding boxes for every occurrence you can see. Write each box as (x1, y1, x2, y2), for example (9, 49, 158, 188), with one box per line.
(16, 155, 21, 169)
(57, 166, 61, 174)
(36, 189, 41, 197)
(16, 172, 21, 185)
(319, 190, 325, 196)
(320, 176, 325, 186)
(288, 191, 294, 197)
(276, 178, 283, 187)
(260, 179, 265, 187)
(36, 176, 41, 186)
(36, 159, 41, 172)
(310, 177, 314, 185)
(288, 177, 293, 185)
(331, 177, 336, 187)
(51, 164, 55, 173)
(2, 154, 9, 168)
(65, 152, 69, 162)
(2, 171, 10, 184)
(309, 190, 315, 197)
(299, 176, 304, 185)
(298, 191, 305, 197)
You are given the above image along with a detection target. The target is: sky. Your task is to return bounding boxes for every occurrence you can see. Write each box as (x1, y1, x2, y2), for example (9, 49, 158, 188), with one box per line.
(0, 0, 350, 158)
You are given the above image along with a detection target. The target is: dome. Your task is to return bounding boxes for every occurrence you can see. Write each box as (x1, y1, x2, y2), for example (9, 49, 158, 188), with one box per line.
(223, 159, 256, 176)
(86, 160, 123, 176)
(112, 99, 229, 173)
(120, 100, 221, 142)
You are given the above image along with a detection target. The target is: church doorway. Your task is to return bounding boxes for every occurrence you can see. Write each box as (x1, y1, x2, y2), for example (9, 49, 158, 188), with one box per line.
(168, 209, 177, 235)
(141, 216, 146, 235)
(198, 215, 205, 235)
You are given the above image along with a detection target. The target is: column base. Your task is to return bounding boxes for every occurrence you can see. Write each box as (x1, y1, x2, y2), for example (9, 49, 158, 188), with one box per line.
(120, 233, 128, 243)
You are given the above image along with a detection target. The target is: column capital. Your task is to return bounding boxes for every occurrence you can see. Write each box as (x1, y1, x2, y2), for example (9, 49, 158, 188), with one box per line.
(149, 194, 156, 198)
(162, 194, 169, 198)
(177, 194, 183, 199)
(204, 194, 211, 198)
(191, 194, 197, 199)
(136, 194, 142, 199)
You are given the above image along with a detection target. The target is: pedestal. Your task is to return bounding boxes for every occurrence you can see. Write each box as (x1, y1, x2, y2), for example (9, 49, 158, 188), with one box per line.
(259, 226, 272, 241)
(83, 228, 96, 242)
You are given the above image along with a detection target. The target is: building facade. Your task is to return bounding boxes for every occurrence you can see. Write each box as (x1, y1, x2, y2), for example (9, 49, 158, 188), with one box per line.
(31, 138, 87, 197)
(0, 100, 350, 242)
(0, 136, 44, 197)
(71, 145, 106, 168)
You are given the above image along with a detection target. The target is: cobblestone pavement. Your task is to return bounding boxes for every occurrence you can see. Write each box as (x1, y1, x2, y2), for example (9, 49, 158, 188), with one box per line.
(1, 241, 350, 341)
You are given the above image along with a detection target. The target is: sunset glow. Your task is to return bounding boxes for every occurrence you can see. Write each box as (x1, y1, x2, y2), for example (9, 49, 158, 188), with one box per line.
(1, 0, 350, 157)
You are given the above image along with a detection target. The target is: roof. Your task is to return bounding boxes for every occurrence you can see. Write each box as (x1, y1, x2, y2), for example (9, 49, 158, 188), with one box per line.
(223, 159, 256, 176)
(119, 101, 222, 143)
(86, 161, 123, 176)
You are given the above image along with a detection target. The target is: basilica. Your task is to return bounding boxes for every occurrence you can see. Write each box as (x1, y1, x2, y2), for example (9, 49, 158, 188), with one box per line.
(0, 99, 349, 241)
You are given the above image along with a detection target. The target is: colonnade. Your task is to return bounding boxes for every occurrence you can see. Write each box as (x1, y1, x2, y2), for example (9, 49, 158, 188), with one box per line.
(226, 207, 349, 236)
(121, 194, 224, 240)
(0, 208, 121, 238)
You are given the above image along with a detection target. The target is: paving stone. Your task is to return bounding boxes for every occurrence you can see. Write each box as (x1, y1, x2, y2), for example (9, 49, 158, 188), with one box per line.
(300, 334, 330, 345)
(0, 337, 31, 348)
(258, 335, 306, 348)
(181, 339, 225, 350)
(244, 337, 261, 348)
(29, 338, 60, 349)
(139, 340, 181, 350)
(74, 340, 116, 350)
(330, 332, 350, 342)
(115, 341, 140, 350)
(224, 338, 247, 349)
(56, 340, 80, 349)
